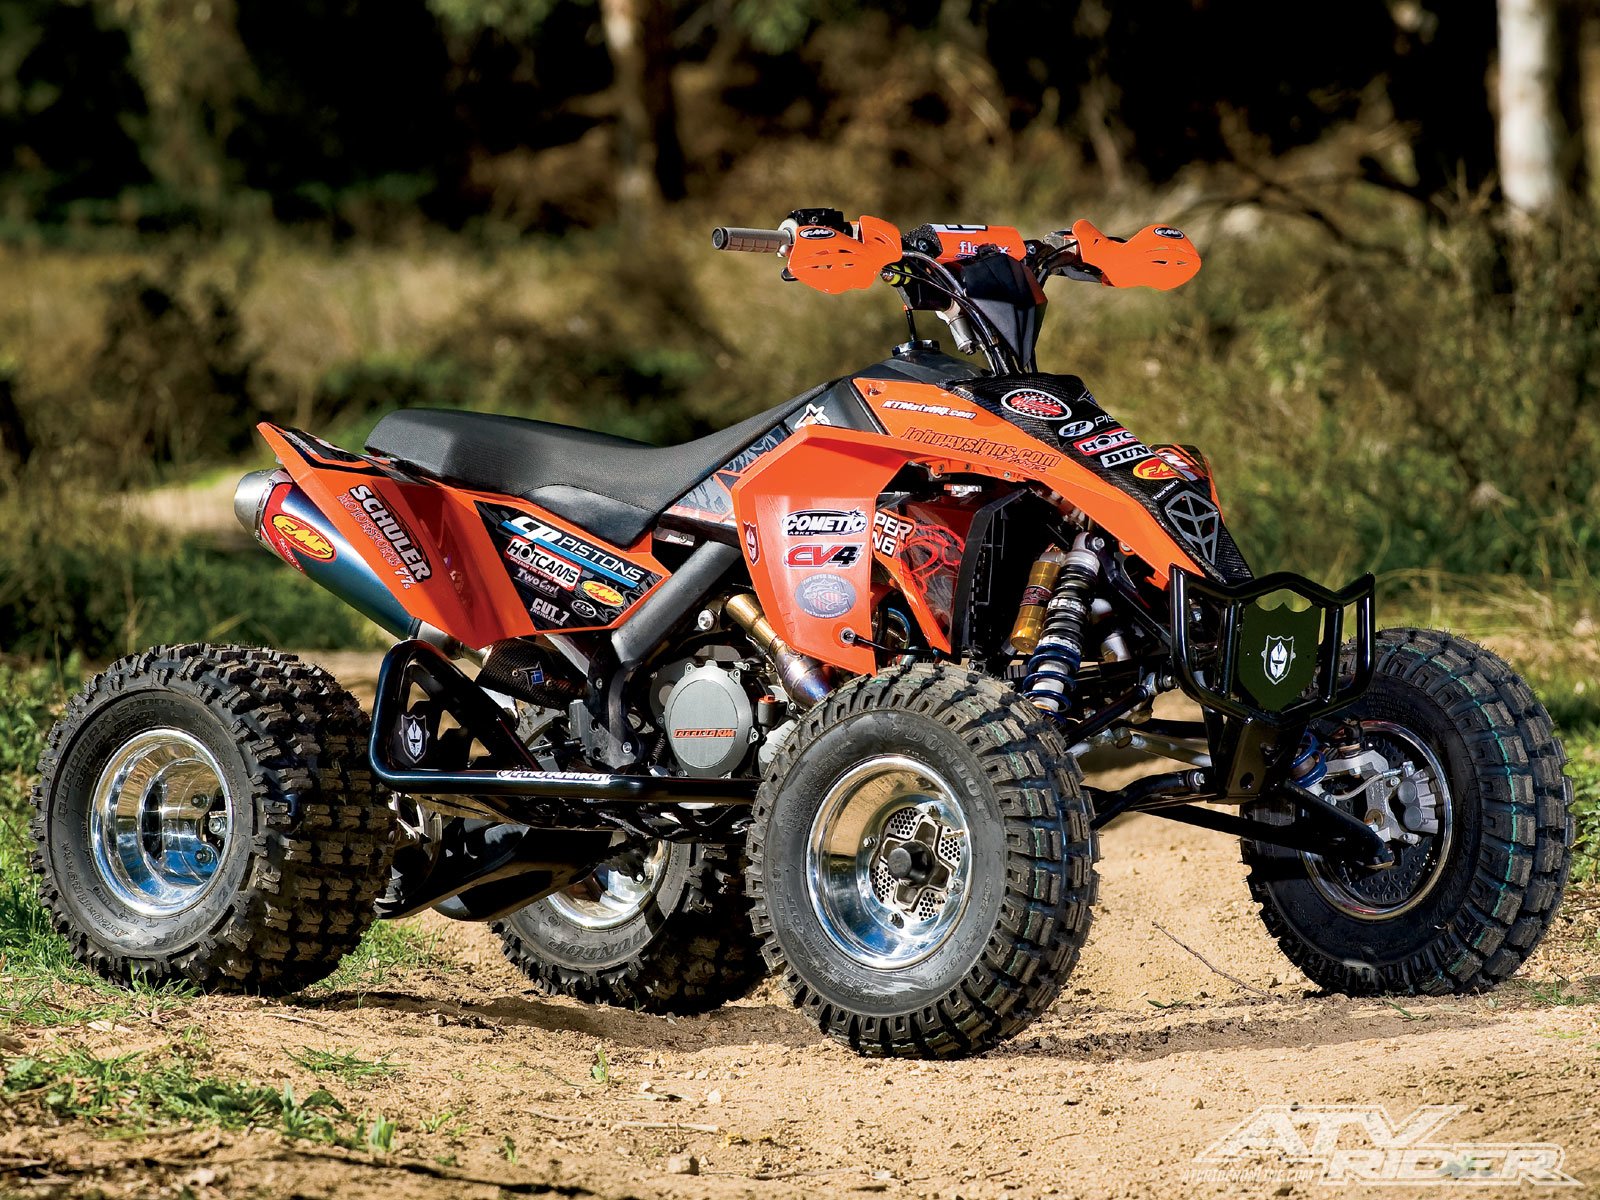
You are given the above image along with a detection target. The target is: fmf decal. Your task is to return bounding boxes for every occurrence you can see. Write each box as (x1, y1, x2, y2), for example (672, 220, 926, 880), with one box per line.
(743, 520, 760, 563)
(502, 515, 649, 588)
(795, 573, 857, 619)
(873, 511, 916, 556)
(504, 539, 581, 590)
(342, 485, 432, 586)
(783, 509, 869, 537)
(580, 579, 625, 609)
(900, 427, 1061, 471)
(1134, 447, 1205, 483)
(784, 544, 862, 569)
(269, 514, 336, 562)
(1000, 388, 1071, 420)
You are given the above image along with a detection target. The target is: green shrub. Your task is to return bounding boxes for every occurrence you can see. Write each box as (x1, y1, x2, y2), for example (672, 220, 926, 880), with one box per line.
(0, 481, 377, 661)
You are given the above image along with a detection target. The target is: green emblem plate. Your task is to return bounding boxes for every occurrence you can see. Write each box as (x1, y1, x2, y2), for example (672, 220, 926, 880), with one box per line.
(1235, 599, 1322, 712)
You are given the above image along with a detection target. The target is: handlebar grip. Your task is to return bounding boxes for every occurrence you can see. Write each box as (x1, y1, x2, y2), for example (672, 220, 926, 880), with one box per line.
(711, 227, 791, 253)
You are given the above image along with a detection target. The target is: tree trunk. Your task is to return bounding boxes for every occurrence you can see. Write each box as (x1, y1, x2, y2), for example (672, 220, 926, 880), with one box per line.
(1577, 7, 1600, 210)
(599, 0, 685, 231)
(1497, 0, 1562, 219)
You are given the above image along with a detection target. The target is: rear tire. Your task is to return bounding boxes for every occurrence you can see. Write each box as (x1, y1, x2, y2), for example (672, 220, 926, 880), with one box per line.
(29, 645, 394, 993)
(1243, 629, 1573, 995)
(493, 840, 766, 1015)
(747, 664, 1096, 1059)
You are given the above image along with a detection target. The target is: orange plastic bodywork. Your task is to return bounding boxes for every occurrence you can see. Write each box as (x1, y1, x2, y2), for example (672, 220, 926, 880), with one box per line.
(731, 427, 909, 674)
(260, 423, 668, 648)
(1073, 219, 1201, 290)
(786, 215, 903, 294)
(853, 378, 1206, 585)
(728, 386, 1206, 672)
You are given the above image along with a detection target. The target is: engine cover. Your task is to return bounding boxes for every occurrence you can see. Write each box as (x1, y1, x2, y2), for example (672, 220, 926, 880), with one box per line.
(664, 663, 754, 778)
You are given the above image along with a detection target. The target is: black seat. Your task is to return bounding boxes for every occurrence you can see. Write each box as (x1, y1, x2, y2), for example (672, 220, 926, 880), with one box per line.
(365, 386, 824, 547)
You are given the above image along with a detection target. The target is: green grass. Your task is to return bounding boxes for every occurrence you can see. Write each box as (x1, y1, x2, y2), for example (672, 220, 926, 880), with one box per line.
(307, 919, 449, 996)
(2, 1045, 356, 1144)
(288, 1047, 400, 1083)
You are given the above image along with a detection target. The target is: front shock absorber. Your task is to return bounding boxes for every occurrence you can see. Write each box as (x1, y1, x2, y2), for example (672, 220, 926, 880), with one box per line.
(1020, 534, 1101, 718)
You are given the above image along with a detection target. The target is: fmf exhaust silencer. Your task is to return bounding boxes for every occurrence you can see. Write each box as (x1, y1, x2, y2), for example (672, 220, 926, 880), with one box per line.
(234, 468, 416, 639)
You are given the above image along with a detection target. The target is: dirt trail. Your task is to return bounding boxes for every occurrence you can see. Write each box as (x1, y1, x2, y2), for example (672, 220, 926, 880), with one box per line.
(4, 655, 1598, 1199)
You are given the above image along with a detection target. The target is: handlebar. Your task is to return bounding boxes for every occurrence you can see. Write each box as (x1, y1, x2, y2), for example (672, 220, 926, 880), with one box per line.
(711, 226, 792, 254)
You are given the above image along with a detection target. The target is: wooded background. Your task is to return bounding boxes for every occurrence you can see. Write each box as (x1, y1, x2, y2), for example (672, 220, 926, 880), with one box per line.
(1, 0, 1594, 230)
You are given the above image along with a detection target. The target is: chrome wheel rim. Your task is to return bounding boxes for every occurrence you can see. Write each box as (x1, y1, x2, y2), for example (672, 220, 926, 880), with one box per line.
(545, 842, 669, 930)
(88, 729, 233, 917)
(1304, 721, 1456, 921)
(806, 756, 972, 969)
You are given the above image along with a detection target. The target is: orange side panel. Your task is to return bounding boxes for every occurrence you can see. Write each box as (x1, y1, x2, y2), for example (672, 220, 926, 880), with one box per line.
(854, 379, 1205, 586)
(260, 424, 668, 646)
(731, 428, 910, 674)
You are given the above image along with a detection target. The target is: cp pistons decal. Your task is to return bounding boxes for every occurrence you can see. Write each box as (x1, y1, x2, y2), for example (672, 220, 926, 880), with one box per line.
(794, 572, 857, 619)
(1001, 388, 1072, 421)
(479, 503, 662, 628)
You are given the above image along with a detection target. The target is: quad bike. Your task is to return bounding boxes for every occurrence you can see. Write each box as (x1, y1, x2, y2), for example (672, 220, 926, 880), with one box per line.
(31, 209, 1573, 1059)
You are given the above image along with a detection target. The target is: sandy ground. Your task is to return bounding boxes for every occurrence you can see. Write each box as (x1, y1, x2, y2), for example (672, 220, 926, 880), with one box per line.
(3, 655, 1598, 1200)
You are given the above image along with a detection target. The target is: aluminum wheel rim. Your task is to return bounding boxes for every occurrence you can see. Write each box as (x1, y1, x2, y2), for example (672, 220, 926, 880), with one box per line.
(806, 756, 972, 970)
(1304, 721, 1456, 921)
(88, 728, 233, 918)
(545, 842, 669, 930)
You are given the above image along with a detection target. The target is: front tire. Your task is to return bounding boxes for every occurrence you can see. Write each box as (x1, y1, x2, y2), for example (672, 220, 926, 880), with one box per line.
(29, 646, 395, 993)
(1244, 629, 1573, 995)
(747, 664, 1096, 1059)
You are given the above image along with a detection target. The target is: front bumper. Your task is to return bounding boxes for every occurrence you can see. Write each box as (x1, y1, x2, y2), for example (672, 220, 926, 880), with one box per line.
(1169, 568, 1376, 729)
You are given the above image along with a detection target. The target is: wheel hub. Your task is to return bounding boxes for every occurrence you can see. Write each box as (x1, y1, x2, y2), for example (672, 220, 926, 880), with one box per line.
(808, 757, 972, 968)
(544, 841, 669, 931)
(89, 729, 233, 917)
(1304, 721, 1455, 920)
(871, 806, 960, 918)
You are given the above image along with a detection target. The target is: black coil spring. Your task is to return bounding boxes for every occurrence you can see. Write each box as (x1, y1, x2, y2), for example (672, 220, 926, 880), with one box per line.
(1021, 556, 1097, 718)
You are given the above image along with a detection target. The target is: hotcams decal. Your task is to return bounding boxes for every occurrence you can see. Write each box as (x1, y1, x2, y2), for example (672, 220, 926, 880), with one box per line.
(478, 504, 662, 628)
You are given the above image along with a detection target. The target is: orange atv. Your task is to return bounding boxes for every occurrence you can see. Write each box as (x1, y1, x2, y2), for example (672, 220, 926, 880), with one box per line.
(30, 208, 1573, 1059)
